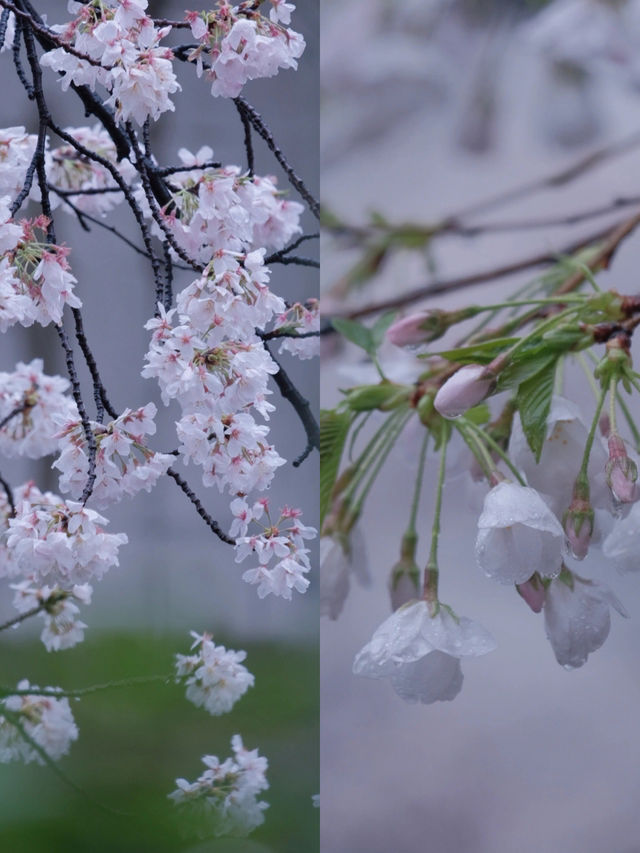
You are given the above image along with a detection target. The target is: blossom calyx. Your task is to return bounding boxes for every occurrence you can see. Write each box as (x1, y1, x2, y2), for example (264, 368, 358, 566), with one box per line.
(606, 433, 638, 504)
(345, 382, 410, 412)
(434, 364, 495, 419)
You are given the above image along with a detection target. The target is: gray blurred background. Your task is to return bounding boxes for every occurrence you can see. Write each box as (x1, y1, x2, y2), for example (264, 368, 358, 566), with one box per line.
(321, 1, 640, 851)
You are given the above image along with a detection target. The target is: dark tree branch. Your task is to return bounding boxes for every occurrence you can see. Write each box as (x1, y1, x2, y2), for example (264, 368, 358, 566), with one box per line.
(166, 468, 234, 544)
(265, 344, 319, 467)
(233, 96, 319, 218)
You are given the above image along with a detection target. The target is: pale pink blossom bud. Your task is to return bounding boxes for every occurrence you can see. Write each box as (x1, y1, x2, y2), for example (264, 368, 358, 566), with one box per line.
(517, 577, 546, 613)
(563, 484, 593, 560)
(606, 434, 638, 504)
(387, 312, 434, 347)
(434, 364, 494, 419)
(565, 515, 592, 560)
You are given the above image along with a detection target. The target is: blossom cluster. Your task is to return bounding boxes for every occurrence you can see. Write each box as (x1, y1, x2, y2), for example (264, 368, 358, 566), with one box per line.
(169, 735, 269, 837)
(233, 499, 316, 599)
(0, 210, 81, 329)
(6, 495, 127, 587)
(334, 321, 640, 705)
(41, 0, 179, 125)
(39, 0, 304, 117)
(0, 681, 78, 764)
(53, 403, 174, 509)
(175, 631, 254, 715)
(137, 145, 304, 264)
(0, 359, 78, 459)
(186, 2, 305, 98)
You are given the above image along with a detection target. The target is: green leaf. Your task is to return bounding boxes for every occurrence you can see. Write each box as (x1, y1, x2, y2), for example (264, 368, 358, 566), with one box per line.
(331, 317, 374, 354)
(370, 311, 397, 350)
(515, 359, 558, 462)
(320, 409, 354, 526)
(497, 352, 557, 390)
(465, 403, 491, 425)
(431, 337, 519, 364)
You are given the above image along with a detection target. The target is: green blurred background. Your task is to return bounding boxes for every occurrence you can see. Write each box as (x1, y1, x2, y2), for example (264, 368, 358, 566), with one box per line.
(0, 631, 318, 853)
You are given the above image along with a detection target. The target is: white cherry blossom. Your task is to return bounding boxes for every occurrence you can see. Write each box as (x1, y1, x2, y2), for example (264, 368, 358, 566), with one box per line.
(353, 600, 496, 704)
(175, 632, 254, 716)
(476, 480, 565, 585)
(543, 570, 628, 668)
(0, 680, 78, 764)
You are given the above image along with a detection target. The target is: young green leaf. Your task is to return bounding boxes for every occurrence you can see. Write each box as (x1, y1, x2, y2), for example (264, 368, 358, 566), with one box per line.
(331, 317, 374, 353)
(320, 408, 354, 526)
(515, 359, 557, 462)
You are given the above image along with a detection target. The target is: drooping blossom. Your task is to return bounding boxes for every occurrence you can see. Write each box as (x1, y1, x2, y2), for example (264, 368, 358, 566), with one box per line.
(475, 480, 565, 585)
(543, 568, 627, 668)
(353, 600, 496, 704)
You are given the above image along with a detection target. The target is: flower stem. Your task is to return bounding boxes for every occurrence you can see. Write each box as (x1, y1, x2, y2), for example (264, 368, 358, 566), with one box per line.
(423, 421, 449, 603)
(0, 674, 172, 699)
(460, 419, 526, 486)
(406, 428, 429, 539)
(353, 411, 412, 514)
(578, 384, 608, 483)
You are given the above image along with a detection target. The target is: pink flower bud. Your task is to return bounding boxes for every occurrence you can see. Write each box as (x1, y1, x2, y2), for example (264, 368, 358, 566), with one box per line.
(565, 515, 591, 560)
(563, 485, 593, 560)
(606, 434, 638, 504)
(387, 312, 435, 347)
(434, 364, 494, 419)
(516, 577, 546, 613)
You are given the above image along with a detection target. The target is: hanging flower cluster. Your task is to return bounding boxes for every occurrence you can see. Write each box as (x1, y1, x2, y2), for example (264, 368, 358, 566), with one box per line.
(185, 1, 305, 98)
(136, 146, 304, 264)
(326, 286, 640, 704)
(0, 681, 78, 764)
(53, 403, 174, 509)
(0, 212, 81, 329)
(46, 124, 137, 216)
(169, 735, 269, 837)
(40, 0, 179, 125)
(175, 630, 255, 715)
(0, 359, 78, 459)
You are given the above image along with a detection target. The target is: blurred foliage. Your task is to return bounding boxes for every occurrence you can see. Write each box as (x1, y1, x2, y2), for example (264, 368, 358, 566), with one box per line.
(0, 632, 318, 853)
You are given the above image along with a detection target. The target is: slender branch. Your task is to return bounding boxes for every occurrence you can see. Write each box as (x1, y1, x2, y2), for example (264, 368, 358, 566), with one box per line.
(0, 603, 43, 632)
(0, 472, 16, 518)
(330, 216, 636, 321)
(166, 468, 234, 544)
(265, 344, 319, 466)
(234, 97, 255, 176)
(233, 96, 319, 218)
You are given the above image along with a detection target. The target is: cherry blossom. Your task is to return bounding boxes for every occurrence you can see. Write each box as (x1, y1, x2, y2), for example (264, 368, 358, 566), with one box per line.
(169, 735, 269, 837)
(235, 502, 316, 600)
(46, 125, 136, 216)
(7, 497, 128, 586)
(0, 127, 37, 201)
(185, 3, 305, 99)
(0, 680, 78, 764)
(475, 480, 565, 585)
(353, 600, 496, 704)
(175, 631, 254, 715)
(53, 403, 173, 508)
(0, 359, 77, 459)
(11, 581, 91, 651)
(543, 569, 628, 668)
